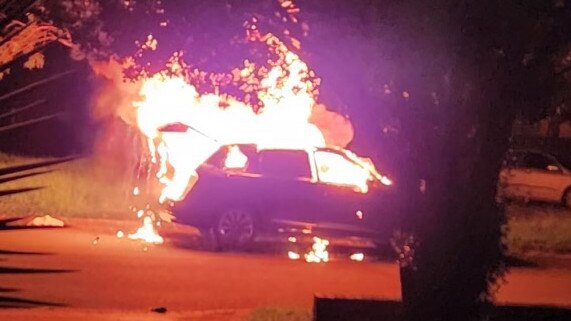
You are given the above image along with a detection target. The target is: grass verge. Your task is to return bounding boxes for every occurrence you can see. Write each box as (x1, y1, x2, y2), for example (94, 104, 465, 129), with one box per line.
(506, 204, 571, 255)
(0, 153, 135, 219)
(248, 307, 312, 321)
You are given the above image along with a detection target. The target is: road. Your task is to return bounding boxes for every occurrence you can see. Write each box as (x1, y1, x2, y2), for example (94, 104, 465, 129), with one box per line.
(0, 218, 570, 320)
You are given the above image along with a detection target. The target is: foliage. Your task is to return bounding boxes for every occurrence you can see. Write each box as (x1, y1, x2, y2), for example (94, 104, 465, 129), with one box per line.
(319, 1, 571, 320)
(506, 204, 571, 255)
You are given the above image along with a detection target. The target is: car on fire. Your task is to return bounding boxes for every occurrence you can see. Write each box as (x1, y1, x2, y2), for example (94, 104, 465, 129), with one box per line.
(173, 143, 401, 250)
(498, 149, 571, 208)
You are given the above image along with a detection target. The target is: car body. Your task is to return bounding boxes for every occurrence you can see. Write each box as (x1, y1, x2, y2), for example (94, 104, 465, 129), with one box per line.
(498, 149, 571, 207)
(173, 144, 402, 249)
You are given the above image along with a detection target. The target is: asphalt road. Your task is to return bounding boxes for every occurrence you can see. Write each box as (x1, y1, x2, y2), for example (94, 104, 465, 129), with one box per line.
(0, 218, 570, 319)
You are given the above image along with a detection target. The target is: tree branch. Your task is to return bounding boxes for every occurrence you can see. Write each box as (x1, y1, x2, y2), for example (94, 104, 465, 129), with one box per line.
(0, 69, 75, 102)
(0, 99, 45, 118)
(0, 112, 63, 134)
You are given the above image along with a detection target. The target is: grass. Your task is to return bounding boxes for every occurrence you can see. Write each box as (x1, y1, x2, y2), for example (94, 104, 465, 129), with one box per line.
(506, 204, 571, 255)
(248, 307, 312, 321)
(0, 153, 137, 219)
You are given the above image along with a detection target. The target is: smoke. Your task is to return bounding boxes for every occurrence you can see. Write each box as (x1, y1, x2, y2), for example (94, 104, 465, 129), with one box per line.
(90, 58, 141, 127)
(310, 103, 354, 147)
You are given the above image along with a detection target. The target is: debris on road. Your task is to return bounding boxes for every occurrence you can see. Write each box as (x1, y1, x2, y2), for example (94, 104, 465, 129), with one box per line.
(151, 307, 167, 313)
(128, 216, 164, 244)
(92, 236, 100, 245)
(24, 214, 65, 227)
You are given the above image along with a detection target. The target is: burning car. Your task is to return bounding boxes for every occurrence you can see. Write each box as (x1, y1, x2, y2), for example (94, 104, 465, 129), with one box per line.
(172, 143, 399, 250)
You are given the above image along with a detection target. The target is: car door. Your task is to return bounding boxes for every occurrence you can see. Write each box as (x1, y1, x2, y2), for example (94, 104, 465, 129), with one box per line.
(520, 152, 570, 202)
(499, 151, 528, 200)
(257, 149, 320, 233)
(310, 150, 376, 236)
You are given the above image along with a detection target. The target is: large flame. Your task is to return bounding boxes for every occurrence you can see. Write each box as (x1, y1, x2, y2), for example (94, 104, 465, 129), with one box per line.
(91, 6, 388, 245)
(133, 27, 335, 203)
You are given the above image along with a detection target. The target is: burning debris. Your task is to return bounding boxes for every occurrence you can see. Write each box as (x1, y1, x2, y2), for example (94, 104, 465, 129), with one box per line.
(288, 236, 330, 263)
(128, 216, 164, 244)
(304, 237, 330, 263)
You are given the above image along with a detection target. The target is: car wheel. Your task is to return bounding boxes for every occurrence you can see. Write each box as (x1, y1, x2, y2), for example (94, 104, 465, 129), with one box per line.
(215, 208, 255, 251)
(563, 189, 571, 209)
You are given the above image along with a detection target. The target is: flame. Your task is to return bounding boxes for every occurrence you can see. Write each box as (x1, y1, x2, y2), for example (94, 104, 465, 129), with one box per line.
(133, 28, 331, 203)
(350, 253, 365, 262)
(288, 251, 301, 260)
(224, 145, 248, 169)
(128, 216, 164, 244)
(93, 3, 389, 245)
(304, 236, 329, 263)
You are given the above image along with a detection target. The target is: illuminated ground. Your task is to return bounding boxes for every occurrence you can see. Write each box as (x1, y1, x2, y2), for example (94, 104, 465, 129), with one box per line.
(0, 219, 570, 320)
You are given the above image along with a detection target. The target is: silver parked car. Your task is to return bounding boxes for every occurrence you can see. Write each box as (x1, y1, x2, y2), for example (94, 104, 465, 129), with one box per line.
(498, 149, 571, 208)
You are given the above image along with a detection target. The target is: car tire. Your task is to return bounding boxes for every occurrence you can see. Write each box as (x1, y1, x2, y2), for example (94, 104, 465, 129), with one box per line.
(563, 188, 571, 209)
(197, 227, 220, 252)
(214, 207, 256, 251)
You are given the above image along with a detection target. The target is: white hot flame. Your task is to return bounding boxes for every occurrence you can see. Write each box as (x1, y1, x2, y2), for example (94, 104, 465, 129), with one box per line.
(350, 253, 365, 262)
(304, 236, 329, 263)
(128, 216, 164, 244)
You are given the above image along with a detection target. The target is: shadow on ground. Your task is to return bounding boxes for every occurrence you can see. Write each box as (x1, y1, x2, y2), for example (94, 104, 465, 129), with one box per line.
(167, 230, 397, 262)
(0, 223, 74, 308)
(314, 298, 571, 321)
(0, 250, 72, 308)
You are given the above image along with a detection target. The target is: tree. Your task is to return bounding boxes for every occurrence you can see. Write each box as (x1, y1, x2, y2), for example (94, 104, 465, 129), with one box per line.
(350, 1, 571, 320)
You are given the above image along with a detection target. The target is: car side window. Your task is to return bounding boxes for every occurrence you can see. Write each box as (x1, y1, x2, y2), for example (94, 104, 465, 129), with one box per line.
(314, 151, 371, 192)
(204, 145, 258, 174)
(522, 153, 554, 171)
(258, 150, 311, 180)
